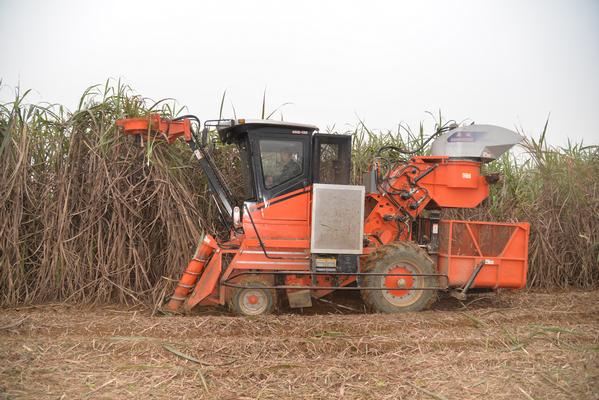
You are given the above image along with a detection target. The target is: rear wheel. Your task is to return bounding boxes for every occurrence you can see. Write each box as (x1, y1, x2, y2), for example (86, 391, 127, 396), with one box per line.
(361, 242, 437, 313)
(228, 281, 276, 316)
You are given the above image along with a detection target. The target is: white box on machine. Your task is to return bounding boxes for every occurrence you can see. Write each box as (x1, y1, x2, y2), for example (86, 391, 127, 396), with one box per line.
(310, 183, 365, 254)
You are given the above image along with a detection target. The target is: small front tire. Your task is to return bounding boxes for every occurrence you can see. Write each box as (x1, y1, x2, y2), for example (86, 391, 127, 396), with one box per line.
(228, 281, 276, 316)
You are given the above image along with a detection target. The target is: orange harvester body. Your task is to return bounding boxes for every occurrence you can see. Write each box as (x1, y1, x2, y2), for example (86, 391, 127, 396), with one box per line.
(117, 115, 529, 314)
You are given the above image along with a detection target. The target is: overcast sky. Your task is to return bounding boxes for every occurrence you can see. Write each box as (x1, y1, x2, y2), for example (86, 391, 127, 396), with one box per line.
(1, 0, 598, 145)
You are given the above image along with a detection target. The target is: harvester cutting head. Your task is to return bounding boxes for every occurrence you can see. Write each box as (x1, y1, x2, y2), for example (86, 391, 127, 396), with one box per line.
(115, 114, 195, 144)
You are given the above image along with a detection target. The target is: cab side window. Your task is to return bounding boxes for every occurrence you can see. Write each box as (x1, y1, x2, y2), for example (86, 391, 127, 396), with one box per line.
(259, 139, 304, 189)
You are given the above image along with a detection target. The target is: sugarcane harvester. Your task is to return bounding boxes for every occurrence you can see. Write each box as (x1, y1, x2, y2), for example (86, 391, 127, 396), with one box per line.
(116, 115, 529, 315)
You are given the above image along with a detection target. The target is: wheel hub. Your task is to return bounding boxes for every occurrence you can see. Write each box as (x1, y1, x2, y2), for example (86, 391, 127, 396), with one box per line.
(247, 294, 259, 305)
(384, 266, 414, 297)
(382, 264, 422, 306)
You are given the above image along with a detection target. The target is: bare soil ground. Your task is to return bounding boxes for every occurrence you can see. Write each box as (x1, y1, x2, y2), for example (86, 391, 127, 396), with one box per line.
(0, 290, 597, 400)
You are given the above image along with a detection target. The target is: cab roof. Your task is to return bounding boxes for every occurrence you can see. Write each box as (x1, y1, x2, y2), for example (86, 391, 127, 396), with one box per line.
(217, 119, 319, 144)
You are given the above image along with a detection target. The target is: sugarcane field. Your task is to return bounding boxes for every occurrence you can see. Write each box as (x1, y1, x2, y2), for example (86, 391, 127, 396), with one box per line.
(1, 1, 598, 399)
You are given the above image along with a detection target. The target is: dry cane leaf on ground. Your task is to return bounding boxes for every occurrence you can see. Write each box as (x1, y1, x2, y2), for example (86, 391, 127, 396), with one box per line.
(0, 290, 597, 399)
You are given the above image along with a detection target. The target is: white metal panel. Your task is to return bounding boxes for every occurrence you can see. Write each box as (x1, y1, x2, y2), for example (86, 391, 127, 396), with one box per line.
(310, 184, 365, 254)
(430, 124, 523, 162)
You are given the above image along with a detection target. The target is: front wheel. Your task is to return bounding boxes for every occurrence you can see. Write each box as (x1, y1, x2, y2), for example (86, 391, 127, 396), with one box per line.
(361, 242, 437, 313)
(227, 281, 276, 316)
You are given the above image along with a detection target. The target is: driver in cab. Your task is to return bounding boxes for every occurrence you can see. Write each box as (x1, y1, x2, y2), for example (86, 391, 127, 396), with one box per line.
(266, 148, 301, 187)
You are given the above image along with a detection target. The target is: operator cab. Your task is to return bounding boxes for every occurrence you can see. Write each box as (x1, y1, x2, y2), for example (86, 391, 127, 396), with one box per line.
(217, 119, 352, 204)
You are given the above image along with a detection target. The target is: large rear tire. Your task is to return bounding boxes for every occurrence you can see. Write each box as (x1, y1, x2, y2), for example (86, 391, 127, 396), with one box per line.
(361, 242, 437, 313)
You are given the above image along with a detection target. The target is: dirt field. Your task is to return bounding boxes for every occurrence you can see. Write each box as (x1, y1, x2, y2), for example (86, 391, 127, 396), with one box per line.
(0, 290, 597, 400)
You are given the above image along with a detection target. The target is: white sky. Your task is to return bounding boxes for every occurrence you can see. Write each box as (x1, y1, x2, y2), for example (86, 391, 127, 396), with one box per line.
(1, 0, 598, 145)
